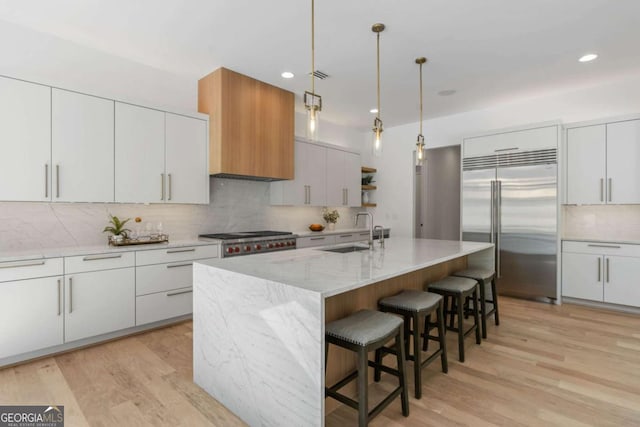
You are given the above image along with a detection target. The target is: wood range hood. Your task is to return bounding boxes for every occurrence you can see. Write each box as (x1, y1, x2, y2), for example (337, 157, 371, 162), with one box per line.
(198, 67, 295, 181)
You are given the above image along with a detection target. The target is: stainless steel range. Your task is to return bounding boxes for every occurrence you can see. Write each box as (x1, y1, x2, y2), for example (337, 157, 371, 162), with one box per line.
(199, 231, 297, 257)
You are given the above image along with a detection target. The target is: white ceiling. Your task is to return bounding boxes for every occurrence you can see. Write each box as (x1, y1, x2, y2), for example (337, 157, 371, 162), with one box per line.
(1, 0, 639, 131)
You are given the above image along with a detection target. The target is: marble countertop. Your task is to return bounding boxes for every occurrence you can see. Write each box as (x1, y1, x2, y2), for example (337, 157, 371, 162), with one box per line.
(0, 239, 219, 263)
(196, 238, 493, 298)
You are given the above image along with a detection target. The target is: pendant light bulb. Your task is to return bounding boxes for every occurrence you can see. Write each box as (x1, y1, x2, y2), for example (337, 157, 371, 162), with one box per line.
(304, 0, 322, 141)
(415, 57, 427, 165)
(372, 23, 385, 157)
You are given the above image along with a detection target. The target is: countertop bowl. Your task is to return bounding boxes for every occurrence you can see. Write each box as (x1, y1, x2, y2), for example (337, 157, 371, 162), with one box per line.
(309, 224, 325, 232)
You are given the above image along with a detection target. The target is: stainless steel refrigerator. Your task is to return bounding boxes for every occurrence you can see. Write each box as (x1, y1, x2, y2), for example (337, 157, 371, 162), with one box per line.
(461, 149, 557, 300)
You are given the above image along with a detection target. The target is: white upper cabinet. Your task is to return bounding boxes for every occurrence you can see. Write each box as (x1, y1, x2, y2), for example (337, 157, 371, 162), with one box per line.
(326, 149, 361, 207)
(566, 119, 640, 205)
(165, 113, 209, 204)
(115, 103, 165, 203)
(0, 76, 51, 201)
(52, 89, 115, 202)
(606, 120, 640, 204)
(271, 140, 327, 206)
(463, 125, 558, 158)
(566, 125, 606, 205)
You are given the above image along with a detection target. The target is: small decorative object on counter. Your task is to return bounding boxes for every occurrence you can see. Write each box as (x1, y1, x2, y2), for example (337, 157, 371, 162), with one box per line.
(322, 208, 339, 231)
(309, 223, 325, 232)
(104, 214, 168, 246)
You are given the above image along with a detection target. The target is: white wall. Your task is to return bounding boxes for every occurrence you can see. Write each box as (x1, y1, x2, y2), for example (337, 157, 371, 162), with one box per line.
(364, 73, 640, 238)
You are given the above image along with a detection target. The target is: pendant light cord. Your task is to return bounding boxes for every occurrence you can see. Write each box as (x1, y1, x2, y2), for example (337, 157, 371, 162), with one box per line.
(311, 0, 315, 97)
(376, 31, 381, 119)
(419, 61, 423, 135)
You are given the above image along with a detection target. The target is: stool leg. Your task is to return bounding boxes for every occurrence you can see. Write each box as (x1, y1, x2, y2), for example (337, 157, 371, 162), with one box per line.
(473, 287, 481, 345)
(422, 312, 431, 352)
(404, 314, 411, 360)
(395, 327, 409, 417)
(357, 348, 368, 427)
(374, 347, 382, 382)
(478, 279, 488, 339)
(413, 312, 422, 399)
(325, 340, 329, 371)
(436, 300, 448, 373)
(456, 294, 465, 362)
(492, 277, 500, 326)
(449, 295, 457, 330)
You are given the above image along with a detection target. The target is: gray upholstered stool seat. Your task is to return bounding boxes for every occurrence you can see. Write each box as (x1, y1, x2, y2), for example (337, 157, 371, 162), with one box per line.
(427, 276, 481, 362)
(326, 309, 404, 346)
(377, 290, 448, 399)
(379, 290, 441, 313)
(428, 276, 478, 294)
(325, 309, 409, 426)
(453, 268, 500, 339)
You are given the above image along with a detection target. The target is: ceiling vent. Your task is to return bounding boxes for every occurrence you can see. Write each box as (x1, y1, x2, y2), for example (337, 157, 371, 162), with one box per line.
(310, 70, 329, 80)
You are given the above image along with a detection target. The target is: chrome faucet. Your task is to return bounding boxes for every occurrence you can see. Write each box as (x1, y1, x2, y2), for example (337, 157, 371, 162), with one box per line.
(355, 212, 374, 249)
(373, 225, 385, 248)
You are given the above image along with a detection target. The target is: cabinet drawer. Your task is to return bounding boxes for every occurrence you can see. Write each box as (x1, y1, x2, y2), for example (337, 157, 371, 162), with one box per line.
(0, 257, 63, 282)
(136, 287, 192, 326)
(65, 251, 134, 274)
(562, 241, 640, 257)
(335, 233, 358, 244)
(136, 257, 217, 296)
(297, 235, 336, 249)
(136, 245, 219, 266)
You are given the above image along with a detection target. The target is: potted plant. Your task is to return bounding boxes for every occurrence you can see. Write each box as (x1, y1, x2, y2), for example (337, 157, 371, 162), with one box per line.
(322, 208, 340, 231)
(103, 214, 131, 245)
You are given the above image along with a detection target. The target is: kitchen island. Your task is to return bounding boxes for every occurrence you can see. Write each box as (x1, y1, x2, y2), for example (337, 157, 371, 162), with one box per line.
(193, 238, 494, 426)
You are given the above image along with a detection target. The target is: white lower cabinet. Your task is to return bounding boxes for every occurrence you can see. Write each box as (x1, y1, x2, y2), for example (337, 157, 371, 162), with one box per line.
(0, 276, 64, 359)
(297, 235, 336, 248)
(64, 267, 135, 342)
(562, 241, 640, 307)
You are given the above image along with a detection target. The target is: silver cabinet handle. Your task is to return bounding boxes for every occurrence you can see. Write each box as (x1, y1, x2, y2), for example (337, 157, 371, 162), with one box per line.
(0, 259, 45, 269)
(307, 185, 311, 204)
(340, 234, 353, 238)
(166, 262, 193, 269)
(69, 277, 73, 313)
(168, 173, 172, 201)
(600, 178, 604, 202)
(57, 279, 62, 316)
(606, 258, 610, 283)
(587, 244, 621, 249)
(167, 288, 193, 297)
(82, 254, 122, 261)
(494, 147, 519, 152)
(167, 248, 196, 254)
(608, 178, 612, 202)
(45, 164, 49, 198)
(597, 258, 601, 282)
(161, 173, 165, 201)
(310, 237, 325, 241)
(56, 165, 60, 198)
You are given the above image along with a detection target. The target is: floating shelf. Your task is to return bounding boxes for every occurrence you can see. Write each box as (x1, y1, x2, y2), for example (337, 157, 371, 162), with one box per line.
(361, 184, 377, 191)
(362, 203, 377, 207)
(361, 166, 377, 173)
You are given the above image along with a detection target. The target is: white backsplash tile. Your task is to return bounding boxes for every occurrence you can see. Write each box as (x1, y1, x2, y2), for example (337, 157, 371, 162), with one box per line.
(563, 205, 640, 242)
(0, 177, 368, 252)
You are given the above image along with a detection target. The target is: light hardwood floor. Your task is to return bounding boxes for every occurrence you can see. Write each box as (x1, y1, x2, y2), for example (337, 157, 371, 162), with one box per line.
(1, 297, 639, 426)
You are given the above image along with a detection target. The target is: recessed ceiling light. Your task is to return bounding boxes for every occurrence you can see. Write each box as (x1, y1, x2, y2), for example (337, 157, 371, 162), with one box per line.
(578, 53, 598, 63)
(438, 89, 457, 96)
(281, 71, 294, 79)
(369, 108, 378, 114)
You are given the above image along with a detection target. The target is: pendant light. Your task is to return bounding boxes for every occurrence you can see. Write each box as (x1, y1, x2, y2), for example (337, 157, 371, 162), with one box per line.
(372, 23, 385, 157)
(304, 0, 321, 140)
(415, 57, 427, 165)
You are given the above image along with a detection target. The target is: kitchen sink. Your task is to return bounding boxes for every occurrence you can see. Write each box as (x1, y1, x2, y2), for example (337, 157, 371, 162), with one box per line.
(320, 245, 370, 253)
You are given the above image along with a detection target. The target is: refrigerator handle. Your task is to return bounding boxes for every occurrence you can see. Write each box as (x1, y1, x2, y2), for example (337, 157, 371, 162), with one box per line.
(490, 181, 495, 244)
(496, 180, 502, 278)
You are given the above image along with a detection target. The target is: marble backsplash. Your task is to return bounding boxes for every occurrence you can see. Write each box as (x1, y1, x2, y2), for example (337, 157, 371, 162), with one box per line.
(0, 178, 366, 252)
(563, 205, 640, 242)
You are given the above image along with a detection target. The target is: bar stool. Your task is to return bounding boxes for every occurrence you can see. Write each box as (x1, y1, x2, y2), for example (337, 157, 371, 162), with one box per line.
(377, 290, 448, 399)
(453, 268, 500, 339)
(427, 276, 481, 363)
(325, 310, 409, 426)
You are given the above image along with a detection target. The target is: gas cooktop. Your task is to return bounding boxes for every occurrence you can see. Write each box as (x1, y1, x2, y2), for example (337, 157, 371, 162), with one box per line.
(199, 231, 297, 257)
(199, 231, 293, 240)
